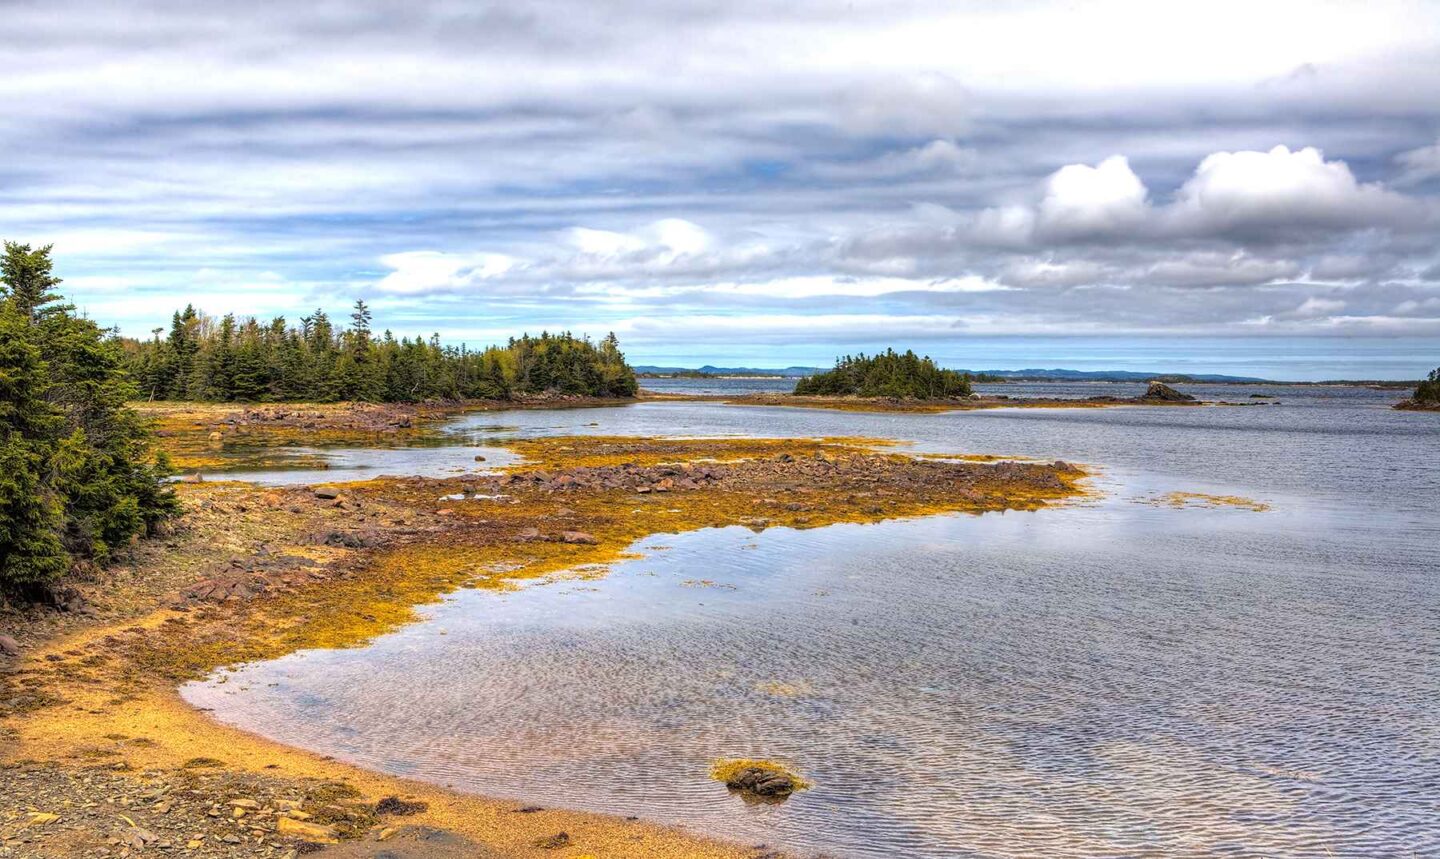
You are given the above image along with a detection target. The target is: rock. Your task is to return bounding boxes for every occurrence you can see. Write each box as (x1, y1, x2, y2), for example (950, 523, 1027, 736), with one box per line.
(1140, 381, 1196, 402)
(314, 486, 342, 500)
(276, 817, 339, 843)
(560, 531, 598, 545)
(513, 527, 544, 542)
(534, 832, 571, 849)
(473, 454, 487, 462)
(0, 634, 20, 657)
(375, 795, 428, 816)
(724, 766, 800, 797)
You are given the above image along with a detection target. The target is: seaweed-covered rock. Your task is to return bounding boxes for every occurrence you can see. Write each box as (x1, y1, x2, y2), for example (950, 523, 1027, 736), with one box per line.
(725, 766, 798, 797)
(711, 759, 808, 799)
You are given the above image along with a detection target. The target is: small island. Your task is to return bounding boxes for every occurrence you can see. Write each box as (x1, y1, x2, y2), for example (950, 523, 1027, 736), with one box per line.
(794, 350, 974, 399)
(1394, 368, 1440, 411)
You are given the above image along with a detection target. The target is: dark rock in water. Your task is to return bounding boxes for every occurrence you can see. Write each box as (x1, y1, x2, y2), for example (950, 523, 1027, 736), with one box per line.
(725, 766, 799, 797)
(1140, 381, 1196, 402)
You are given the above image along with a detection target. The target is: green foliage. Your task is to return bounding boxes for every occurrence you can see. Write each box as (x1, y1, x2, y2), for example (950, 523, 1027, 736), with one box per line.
(0, 242, 178, 597)
(121, 306, 638, 403)
(1414, 368, 1440, 405)
(794, 349, 973, 400)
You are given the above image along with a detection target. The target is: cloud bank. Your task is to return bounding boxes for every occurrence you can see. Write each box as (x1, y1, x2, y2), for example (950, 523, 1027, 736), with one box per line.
(2, 0, 1439, 376)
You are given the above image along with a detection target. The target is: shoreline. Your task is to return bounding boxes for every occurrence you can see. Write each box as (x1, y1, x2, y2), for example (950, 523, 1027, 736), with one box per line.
(1, 433, 1088, 857)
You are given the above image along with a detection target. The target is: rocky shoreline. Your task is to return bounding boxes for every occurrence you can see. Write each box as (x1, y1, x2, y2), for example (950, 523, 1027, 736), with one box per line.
(2, 433, 1086, 858)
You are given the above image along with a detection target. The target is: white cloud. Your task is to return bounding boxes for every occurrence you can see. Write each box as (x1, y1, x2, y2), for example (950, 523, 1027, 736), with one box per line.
(374, 251, 517, 295)
(1168, 145, 1417, 234)
(1036, 156, 1149, 239)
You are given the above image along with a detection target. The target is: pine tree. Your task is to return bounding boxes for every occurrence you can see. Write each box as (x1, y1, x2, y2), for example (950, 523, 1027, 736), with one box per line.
(1, 244, 178, 596)
(0, 242, 66, 323)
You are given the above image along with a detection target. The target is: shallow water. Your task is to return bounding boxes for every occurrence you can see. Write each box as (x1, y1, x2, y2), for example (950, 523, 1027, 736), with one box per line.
(184, 385, 1440, 857)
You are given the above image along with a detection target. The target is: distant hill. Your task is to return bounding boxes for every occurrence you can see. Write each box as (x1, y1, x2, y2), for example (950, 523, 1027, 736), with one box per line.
(965, 369, 1270, 383)
(635, 365, 824, 378)
(636, 365, 1270, 383)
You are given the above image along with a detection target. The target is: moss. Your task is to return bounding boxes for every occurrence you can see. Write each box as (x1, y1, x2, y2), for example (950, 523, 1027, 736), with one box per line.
(1154, 492, 1271, 512)
(709, 758, 810, 791)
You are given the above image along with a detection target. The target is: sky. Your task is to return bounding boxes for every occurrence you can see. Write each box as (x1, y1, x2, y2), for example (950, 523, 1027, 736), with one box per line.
(3, 0, 1440, 379)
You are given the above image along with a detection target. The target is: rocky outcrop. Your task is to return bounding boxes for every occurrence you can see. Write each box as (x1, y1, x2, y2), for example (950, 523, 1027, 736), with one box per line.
(1394, 399, 1440, 411)
(1140, 381, 1197, 402)
(722, 765, 801, 798)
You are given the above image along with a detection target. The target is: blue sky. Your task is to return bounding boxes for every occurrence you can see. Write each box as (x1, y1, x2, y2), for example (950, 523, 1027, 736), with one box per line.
(3, 0, 1440, 380)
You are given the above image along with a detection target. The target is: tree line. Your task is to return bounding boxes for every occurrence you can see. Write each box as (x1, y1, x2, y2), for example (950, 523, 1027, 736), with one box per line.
(1, 242, 178, 598)
(1411, 368, 1439, 405)
(121, 303, 639, 403)
(794, 349, 974, 399)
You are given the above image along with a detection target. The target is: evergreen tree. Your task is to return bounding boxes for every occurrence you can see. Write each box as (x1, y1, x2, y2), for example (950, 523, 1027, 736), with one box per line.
(0, 243, 178, 597)
(119, 306, 640, 403)
(0, 242, 66, 322)
(794, 349, 972, 399)
(1413, 368, 1440, 405)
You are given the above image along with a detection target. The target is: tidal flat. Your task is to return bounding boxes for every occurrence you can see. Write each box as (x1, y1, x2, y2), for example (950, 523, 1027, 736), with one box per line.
(3, 382, 1437, 858)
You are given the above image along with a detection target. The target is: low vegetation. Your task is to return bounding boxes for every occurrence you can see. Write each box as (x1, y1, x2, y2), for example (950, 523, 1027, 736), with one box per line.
(0, 242, 178, 598)
(121, 303, 638, 402)
(794, 349, 973, 399)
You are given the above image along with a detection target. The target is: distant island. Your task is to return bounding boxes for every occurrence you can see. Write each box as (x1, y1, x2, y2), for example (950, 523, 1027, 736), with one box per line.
(793, 350, 973, 399)
(638, 365, 1422, 387)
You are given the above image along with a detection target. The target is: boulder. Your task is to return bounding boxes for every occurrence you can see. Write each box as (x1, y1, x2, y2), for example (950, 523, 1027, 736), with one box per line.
(275, 817, 339, 843)
(0, 634, 20, 657)
(560, 531, 598, 545)
(1140, 381, 1196, 402)
(724, 766, 799, 797)
(313, 486, 342, 500)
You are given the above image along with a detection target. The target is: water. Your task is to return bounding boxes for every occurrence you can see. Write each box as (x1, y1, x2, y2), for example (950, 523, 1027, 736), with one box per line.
(182, 384, 1440, 857)
(641, 376, 797, 395)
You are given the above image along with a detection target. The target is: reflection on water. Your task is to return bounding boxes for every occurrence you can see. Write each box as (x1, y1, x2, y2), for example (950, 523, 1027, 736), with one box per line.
(186, 487, 1439, 857)
(182, 384, 1440, 857)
